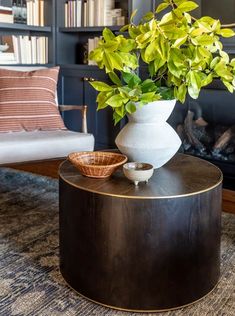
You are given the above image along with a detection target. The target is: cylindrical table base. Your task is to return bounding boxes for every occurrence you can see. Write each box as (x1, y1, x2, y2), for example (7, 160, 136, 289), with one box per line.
(59, 178, 221, 312)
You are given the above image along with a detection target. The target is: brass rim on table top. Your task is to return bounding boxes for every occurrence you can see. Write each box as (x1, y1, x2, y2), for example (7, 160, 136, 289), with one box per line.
(59, 172, 223, 200)
(59, 154, 223, 200)
(60, 270, 220, 313)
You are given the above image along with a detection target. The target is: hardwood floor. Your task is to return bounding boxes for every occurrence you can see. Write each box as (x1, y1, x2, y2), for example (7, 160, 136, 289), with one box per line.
(9, 159, 65, 179)
(223, 189, 235, 214)
(6, 160, 235, 215)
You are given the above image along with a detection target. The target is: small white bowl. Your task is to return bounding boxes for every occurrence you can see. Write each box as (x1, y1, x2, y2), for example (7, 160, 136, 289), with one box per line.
(123, 162, 154, 186)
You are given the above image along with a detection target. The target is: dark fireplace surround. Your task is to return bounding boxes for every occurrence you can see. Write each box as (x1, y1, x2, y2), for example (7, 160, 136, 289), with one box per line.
(168, 81, 235, 190)
(155, 0, 235, 190)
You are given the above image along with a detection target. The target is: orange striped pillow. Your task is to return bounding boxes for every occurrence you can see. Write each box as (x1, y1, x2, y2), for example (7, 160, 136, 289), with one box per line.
(0, 67, 65, 132)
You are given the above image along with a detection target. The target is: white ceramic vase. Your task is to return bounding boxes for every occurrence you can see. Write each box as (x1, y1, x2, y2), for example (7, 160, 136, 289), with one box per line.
(115, 100, 182, 168)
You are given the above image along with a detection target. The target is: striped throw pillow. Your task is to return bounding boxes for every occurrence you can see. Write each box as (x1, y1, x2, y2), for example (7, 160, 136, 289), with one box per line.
(0, 67, 65, 132)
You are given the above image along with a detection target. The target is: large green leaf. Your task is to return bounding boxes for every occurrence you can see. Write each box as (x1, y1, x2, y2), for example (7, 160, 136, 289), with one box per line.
(145, 40, 158, 62)
(217, 28, 235, 38)
(136, 32, 153, 48)
(154, 56, 166, 73)
(177, 83, 187, 103)
(96, 91, 114, 110)
(113, 111, 123, 125)
(201, 73, 213, 87)
(169, 48, 186, 67)
(102, 28, 115, 41)
(130, 9, 138, 22)
(162, 27, 187, 40)
(214, 61, 234, 81)
(90, 81, 113, 92)
(108, 72, 122, 86)
(222, 80, 234, 93)
(140, 92, 159, 102)
(187, 70, 201, 99)
(119, 52, 138, 69)
(173, 36, 188, 48)
(177, 1, 198, 12)
(156, 2, 169, 13)
(141, 79, 157, 93)
(122, 72, 141, 85)
(157, 86, 174, 100)
(103, 52, 123, 72)
(159, 12, 174, 26)
(102, 41, 119, 52)
(125, 101, 137, 114)
(106, 94, 126, 107)
(118, 38, 136, 53)
(142, 12, 155, 22)
(115, 105, 126, 117)
(192, 34, 214, 46)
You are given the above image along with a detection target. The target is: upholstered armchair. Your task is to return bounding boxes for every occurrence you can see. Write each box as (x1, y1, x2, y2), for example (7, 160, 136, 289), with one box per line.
(0, 66, 94, 176)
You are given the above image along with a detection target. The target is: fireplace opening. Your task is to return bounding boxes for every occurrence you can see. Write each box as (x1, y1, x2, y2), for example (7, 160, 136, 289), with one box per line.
(169, 82, 235, 190)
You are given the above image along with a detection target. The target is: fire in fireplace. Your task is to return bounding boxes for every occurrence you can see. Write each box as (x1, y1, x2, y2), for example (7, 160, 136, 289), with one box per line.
(168, 81, 235, 189)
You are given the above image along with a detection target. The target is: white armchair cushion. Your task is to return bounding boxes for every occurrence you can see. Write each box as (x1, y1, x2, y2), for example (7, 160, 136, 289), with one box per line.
(0, 130, 95, 164)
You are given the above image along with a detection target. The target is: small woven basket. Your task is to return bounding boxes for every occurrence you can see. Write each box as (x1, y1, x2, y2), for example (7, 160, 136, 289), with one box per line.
(68, 151, 128, 178)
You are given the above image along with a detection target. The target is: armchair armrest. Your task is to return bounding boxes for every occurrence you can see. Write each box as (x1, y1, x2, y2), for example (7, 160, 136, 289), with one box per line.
(59, 105, 88, 134)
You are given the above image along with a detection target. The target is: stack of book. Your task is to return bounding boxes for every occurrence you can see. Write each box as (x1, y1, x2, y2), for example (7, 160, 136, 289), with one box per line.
(65, 0, 126, 27)
(87, 36, 101, 65)
(0, 1, 45, 26)
(26, 0, 45, 26)
(65, 0, 82, 27)
(12, 35, 48, 64)
(0, 5, 14, 23)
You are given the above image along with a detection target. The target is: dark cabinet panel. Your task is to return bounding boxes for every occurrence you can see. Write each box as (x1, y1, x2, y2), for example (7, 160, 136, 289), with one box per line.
(202, 0, 235, 24)
(58, 66, 121, 149)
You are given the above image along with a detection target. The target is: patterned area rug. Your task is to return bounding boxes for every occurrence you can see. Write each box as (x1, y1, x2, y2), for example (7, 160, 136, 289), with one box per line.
(0, 168, 234, 316)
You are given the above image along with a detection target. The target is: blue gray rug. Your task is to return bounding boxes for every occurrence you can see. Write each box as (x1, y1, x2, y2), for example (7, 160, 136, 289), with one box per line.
(0, 168, 234, 316)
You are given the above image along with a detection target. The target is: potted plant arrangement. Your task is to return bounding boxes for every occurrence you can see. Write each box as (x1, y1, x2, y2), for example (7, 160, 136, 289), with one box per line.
(89, 0, 235, 168)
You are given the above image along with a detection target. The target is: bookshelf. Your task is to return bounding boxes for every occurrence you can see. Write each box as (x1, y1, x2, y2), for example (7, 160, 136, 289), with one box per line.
(0, 0, 56, 66)
(0, 22, 51, 32)
(55, 0, 154, 149)
(56, 0, 153, 65)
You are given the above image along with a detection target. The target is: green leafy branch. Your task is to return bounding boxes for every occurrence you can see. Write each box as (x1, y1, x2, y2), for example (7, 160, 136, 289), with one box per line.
(90, 72, 174, 124)
(89, 0, 235, 123)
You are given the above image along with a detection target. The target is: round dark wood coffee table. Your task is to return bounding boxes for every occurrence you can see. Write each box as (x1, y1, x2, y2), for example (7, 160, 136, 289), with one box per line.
(59, 154, 222, 312)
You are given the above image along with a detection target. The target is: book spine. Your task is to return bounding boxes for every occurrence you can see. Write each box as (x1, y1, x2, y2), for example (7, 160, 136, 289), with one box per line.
(70, 0, 73, 27)
(22, 0, 27, 24)
(72, 0, 75, 27)
(18, 36, 22, 63)
(34, 0, 39, 26)
(65, 1, 68, 27)
(31, 36, 36, 63)
(28, 36, 32, 64)
(99, 0, 104, 26)
(18, 0, 23, 24)
(83, 0, 87, 27)
(42, 0, 45, 26)
(74, 0, 76, 27)
(39, 0, 42, 26)
(36, 36, 39, 63)
(45, 36, 48, 64)
(12, 35, 19, 63)
(76, 0, 81, 27)
(26, 0, 30, 25)
(88, 0, 95, 27)
(68, 0, 71, 27)
(12, 0, 18, 23)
